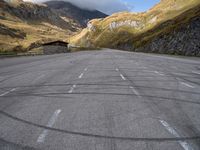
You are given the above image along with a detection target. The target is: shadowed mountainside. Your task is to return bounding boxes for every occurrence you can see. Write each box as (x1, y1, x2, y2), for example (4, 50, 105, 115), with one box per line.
(0, 0, 107, 53)
(0, 0, 81, 52)
(45, 1, 108, 27)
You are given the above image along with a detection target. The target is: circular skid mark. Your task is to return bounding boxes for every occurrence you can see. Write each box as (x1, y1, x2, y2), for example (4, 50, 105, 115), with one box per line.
(0, 111, 200, 142)
(2, 92, 200, 105)
(1, 83, 199, 94)
(0, 138, 36, 150)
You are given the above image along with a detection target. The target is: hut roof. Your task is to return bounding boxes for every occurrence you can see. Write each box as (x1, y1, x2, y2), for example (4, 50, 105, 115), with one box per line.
(42, 41, 69, 47)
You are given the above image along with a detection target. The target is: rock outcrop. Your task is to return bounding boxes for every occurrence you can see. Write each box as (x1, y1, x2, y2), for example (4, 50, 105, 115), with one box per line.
(134, 17, 200, 56)
(109, 20, 143, 30)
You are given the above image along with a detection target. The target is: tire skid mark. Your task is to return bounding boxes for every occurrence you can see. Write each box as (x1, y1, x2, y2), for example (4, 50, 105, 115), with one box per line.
(1, 84, 199, 95)
(0, 110, 199, 142)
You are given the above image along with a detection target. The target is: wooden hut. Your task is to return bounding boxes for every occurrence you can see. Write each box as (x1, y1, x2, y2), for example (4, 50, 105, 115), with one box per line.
(42, 41, 70, 54)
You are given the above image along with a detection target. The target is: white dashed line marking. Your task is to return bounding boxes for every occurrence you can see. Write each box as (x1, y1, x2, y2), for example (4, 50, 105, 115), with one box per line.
(37, 74, 45, 80)
(32, 74, 45, 83)
(0, 88, 16, 97)
(120, 74, 126, 80)
(174, 73, 187, 76)
(37, 109, 61, 143)
(68, 84, 76, 93)
(116, 68, 119, 71)
(154, 71, 165, 76)
(129, 86, 141, 97)
(78, 73, 84, 79)
(79, 67, 88, 78)
(181, 82, 194, 88)
(192, 71, 200, 75)
(159, 120, 193, 150)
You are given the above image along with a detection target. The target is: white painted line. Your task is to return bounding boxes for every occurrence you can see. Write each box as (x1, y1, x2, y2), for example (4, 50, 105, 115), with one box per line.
(84, 68, 88, 71)
(78, 73, 84, 79)
(68, 84, 76, 93)
(37, 74, 45, 80)
(192, 71, 200, 75)
(120, 74, 126, 80)
(0, 88, 16, 97)
(181, 82, 194, 88)
(116, 68, 119, 71)
(154, 71, 159, 74)
(174, 73, 186, 76)
(154, 71, 165, 76)
(32, 74, 45, 83)
(10, 88, 16, 92)
(159, 120, 193, 150)
(129, 86, 141, 97)
(37, 109, 61, 143)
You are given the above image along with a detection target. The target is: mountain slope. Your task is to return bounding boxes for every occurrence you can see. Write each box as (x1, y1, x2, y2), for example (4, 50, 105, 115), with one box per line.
(0, 0, 81, 52)
(71, 0, 200, 56)
(45, 1, 108, 27)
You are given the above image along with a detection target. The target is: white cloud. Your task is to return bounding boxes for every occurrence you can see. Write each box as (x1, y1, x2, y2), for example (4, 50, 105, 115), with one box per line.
(23, 0, 130, 14)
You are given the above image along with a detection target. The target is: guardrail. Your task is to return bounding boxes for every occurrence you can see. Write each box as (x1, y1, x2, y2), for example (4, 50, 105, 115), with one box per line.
(0, 52, 43, 58)
(17, 52, 43, 56)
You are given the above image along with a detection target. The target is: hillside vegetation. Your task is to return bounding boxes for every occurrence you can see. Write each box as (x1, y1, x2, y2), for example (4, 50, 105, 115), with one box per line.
(71, 0, 200, 56)
(0, 0, 81, 53)
(0, 0, 109, 53)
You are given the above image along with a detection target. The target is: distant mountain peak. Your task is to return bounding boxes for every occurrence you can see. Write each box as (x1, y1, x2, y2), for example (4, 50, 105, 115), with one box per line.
(45, 0, 108, 27)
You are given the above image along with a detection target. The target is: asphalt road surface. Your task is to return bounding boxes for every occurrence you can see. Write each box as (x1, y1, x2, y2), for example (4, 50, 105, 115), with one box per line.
(0, 49, 200, 150)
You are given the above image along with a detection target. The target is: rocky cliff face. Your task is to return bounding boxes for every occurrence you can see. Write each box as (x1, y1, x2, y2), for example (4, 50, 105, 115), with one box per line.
(134, 17, 200, 56)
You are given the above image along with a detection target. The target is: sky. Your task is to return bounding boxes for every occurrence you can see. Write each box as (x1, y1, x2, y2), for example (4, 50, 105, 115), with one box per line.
(124, 0, 160, 12)
(23, 0, 161, 14)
